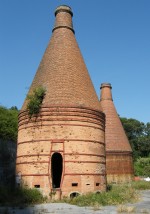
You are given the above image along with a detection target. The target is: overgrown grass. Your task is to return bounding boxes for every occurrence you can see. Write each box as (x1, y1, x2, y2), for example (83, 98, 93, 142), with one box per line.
(0, 181, 149, 207)
(117, 205, 136, 213)
(61, 181, 150, 207)
(131, 180, 150, 190)
(0, 187, 47, 206)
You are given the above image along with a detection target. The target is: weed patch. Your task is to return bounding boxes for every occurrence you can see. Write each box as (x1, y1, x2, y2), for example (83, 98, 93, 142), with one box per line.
(27, 86, 46, 117)
(0, 187, 47, 206)
(61, 184, 139, 207)
(131, 181, 150, 190)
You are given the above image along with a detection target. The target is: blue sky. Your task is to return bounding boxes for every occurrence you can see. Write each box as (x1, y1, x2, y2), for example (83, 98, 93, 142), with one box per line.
(0, 0, 150, 123)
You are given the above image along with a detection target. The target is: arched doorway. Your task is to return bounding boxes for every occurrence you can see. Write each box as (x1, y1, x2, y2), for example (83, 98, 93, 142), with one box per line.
(70, 192, 80, 199)
(51, 153, 63, 188)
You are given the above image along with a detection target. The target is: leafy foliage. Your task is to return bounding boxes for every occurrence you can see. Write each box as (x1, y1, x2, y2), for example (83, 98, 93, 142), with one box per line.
(0, 106, 18, 142)
(120, 118, 150, 160)
(0, 107, 17, 186)
(134, 157, 150, 177)
(27, 86, 46, 117)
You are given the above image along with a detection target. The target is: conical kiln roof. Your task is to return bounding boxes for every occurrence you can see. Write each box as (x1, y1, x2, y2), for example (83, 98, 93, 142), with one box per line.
(21, 5, 101, 112)
(100, 83, 132, 152)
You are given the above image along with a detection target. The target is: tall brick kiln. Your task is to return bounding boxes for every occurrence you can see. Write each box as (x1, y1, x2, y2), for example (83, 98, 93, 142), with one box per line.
(16, 5, 106, 198)
(100, 83, 134, 183)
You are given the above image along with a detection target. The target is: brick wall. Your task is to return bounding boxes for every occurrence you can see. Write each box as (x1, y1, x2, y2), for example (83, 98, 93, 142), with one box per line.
(17, 106, 106, 197)
(100, 83, 134, 183)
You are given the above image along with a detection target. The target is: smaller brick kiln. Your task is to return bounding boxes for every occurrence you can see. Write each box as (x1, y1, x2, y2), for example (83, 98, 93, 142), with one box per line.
(100, 83, 134, 183)
(16, 5, 106, 199)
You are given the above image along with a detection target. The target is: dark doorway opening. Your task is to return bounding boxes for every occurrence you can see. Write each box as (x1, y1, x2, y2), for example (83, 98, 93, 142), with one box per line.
(51, 152, 63, 188)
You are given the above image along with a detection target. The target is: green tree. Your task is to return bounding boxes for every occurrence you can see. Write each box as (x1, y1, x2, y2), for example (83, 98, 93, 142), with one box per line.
(0, 106, 18, 142)
(120, 117, 150, 159)
(138, 122, 150, 157)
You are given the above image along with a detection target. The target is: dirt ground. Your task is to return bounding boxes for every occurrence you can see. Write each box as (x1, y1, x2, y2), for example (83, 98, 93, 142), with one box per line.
(0, 190, 150, 214)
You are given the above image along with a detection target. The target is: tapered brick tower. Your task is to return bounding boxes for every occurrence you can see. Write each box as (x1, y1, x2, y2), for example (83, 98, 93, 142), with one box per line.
(16, 5, 106, 198)
(100, 83, 134, 183)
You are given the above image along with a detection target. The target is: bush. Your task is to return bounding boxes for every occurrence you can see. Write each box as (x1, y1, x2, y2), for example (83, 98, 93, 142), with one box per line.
(14, 188, 47, 204)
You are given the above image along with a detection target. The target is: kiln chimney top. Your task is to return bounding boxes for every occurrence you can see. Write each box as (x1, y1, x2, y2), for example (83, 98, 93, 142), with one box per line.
(100, 82, 113, 101)
(55, 5, 73, 16)
(53, 5, 74, 33)
(100, 83, 112, 89)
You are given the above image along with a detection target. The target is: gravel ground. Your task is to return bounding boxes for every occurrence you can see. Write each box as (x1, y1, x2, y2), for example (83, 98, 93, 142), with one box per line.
(0, 190, 150, 214)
